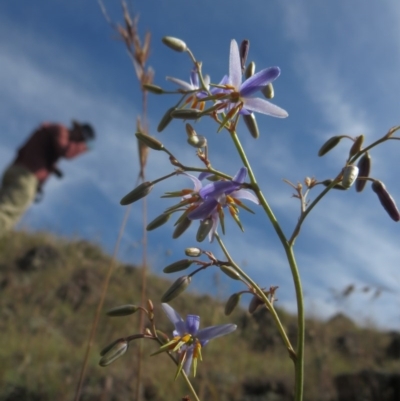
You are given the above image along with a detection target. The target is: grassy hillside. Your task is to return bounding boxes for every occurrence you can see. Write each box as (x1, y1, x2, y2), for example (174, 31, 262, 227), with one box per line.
(0, 231, 399, 401)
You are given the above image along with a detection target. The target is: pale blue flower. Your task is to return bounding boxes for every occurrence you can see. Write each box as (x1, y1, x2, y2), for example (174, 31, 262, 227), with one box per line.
(161, 303, 236, 376)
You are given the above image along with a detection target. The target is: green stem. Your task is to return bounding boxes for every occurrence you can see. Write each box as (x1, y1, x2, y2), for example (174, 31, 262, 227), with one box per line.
(229, 130, 304, 401)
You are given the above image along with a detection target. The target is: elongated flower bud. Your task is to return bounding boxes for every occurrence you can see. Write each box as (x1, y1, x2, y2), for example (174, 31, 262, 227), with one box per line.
(106, 304, 139, 317)
(219, 265, 241, 280)
(245, 61, 255, 79)
(172, 217, 192, 239)
(120, 182, 154, 205)
(240, 39, 250, 73)
(355, 152, 371, 192)
(243, 113, 259, 139)
(163, 259, 194, 273)
(318, 136, 342, 157)
(322, 179, 347, 190)
(170, 109, 202, 120)
(184, 247, 201, 257)
(135, 132, 164, 151)
(342, 165, 359, 189)
(371, 180, 400, 222)
(162, 36, 187, 52)
(261, 83, 274, 99)
(161, 275, 192, 302)
(142, 84, 164, 94)
(349, 135, 364, 157)
(225, 293, 241, 316)
(248, 294, 263, 314)
(187, 135, 207, 148)
(99, 339, 128, 366)
(196, 218, 213, 242)
(157, 107, 175, 132)
(147, 213, 171, 231)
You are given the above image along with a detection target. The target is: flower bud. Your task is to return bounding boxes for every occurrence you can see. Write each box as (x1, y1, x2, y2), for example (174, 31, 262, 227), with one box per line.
(184, 247, 201, 257)
(245, 61, 255, 79)
(261, 83, 274, 99)
(163, 259, 194, 273)
(187, 135, 207, 148)
(147, 213, 171, 231)
(161, 275, 192, 302)
(349, 135, 364, 157)
(120, 182, 154, 205)
(318, 136, 342, 157)
(106, 304, 139, 317)
(248, 294, 263, 314)
(185, 123, 197, 137)
(342, 165, 359, 189)
(243, 113, 259, 139)
(172, 217, 192, 239)
(371, 180, 400, 222)
(157, 107, 175, 132)
(170, 109, 202, 120)
(142, 84, 164, 94)
(196, 218, 213, 242)
(240, 39, 250, 73)
(219, 265, 241, 280)
(322, 179, 347, 190)
(135, 132, 164, 151)
(162, 36, 187, 52)
(355, 152, 371, 192)
(225, 293, 241, 316)
(99, 339, 128, 366)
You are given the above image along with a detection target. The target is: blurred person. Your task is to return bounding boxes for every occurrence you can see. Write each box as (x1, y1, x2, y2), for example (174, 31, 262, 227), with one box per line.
(0, 120, 95, 235)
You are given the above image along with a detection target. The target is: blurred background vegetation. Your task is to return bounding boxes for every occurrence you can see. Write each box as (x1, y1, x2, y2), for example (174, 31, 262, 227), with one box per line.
(0, 231, 399, 401)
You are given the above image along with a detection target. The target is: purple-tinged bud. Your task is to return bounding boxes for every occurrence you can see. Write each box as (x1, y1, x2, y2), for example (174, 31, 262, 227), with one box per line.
(243, 113, 259, 139)
(248, 294, 263, 314)
(120, 182, 154, 205)
(322, 179, 347, 190)
(318, 136, 342, 157)
(135, 132, 164, 151)
(196, 218, 213, 242)
(185, 123, 197, 137)
(147, 213, 171, 231)
(184, 247, 201, 257)
(142, 84, 164, 94)
(245, 61, 255, 79)
(219, 265, 241, 280)
(342, 165, 359, 189)
(157, 107, 175, 132)
(99, 339, 128, 366)
(384, 125, 400, 139)
(163, 259, 194, 273)
(172, 217, 192, 239)
(187, 135, 207, 148)
(349, 135, 364, 157)
(162, 36, 187, 52)
(106, 304, 139, 317)
(170, 109, 202, 120)
(261, 83, 274, 99)
(161, 275, 192, 302)
(147, 299, 154, 312)
(371, 180, 400, 222)
(356, 152, 371, 192)
(225, 293, 241, 316)
(240, 39, 250, 73)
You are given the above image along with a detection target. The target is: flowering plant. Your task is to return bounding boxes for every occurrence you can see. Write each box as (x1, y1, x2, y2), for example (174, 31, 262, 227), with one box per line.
(99, 34, 400, 401)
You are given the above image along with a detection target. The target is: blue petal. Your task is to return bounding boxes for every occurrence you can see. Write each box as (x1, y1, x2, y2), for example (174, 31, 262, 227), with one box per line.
(190, 70, 199, 88)
(199, 181, 239, 199)
(185, 314, 200, 335)
(188, 198, 219, 220)
(162, 303, 186, 335)
(240, 67, 280, 97)
(182, 348, 194, 375)
(166, 76, 194, 91)
(196, 324, 237, 342)
(228, 40, 242, 89)
(182, 172, 203, 193)
(231, 189, 259, 204)
(232, 167, 247, 184)
(243, 97, 288, 118)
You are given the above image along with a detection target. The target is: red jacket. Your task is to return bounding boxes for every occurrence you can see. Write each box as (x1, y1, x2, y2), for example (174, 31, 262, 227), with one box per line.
(13, 123, 87, 184)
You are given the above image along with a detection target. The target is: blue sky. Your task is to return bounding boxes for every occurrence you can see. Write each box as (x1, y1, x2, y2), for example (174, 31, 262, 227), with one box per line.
(1, 0, 400, 329)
